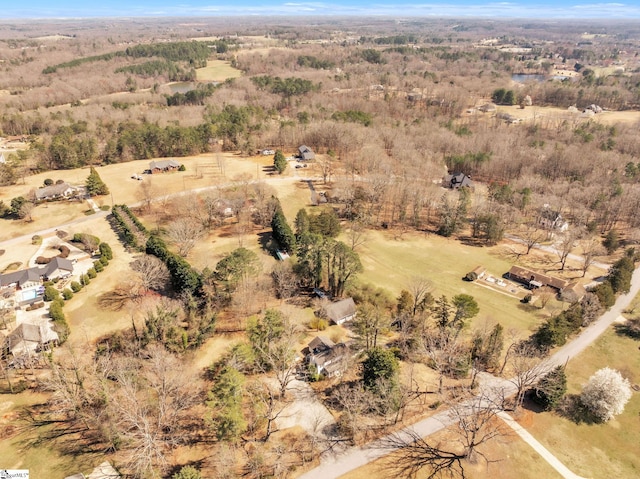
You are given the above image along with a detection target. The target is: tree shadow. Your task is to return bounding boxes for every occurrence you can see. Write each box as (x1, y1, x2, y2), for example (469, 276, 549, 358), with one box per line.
(257, 231, 277, 258)
(555, 394, 600, 425)
(614, 319, 640, 341)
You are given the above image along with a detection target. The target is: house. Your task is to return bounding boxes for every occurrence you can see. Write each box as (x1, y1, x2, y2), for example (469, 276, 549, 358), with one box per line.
(323, 297, 357, 325)
(0, 258, 74, 303)
(443, 172, 473, 189)
(507, 265, 568, 292)
(35, 182, 83, 201)
(306, 336, 350, 378)
(561, 281, 587, 303)
(42, 257, 75, 281)
(3, 322, 59, 357)
(298, 145, 315, 161)
(149, 159, 182, 173)
(538, 206, 568, 233)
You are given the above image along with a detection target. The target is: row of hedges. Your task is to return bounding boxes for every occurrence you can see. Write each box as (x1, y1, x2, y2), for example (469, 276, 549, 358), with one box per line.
(146, 235, 202, 295)
(45, 243, 114, 345)
(111, 204, 148, 251)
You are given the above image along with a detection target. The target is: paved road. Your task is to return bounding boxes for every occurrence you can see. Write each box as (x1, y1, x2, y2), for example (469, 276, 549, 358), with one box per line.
(300, 265, 640, 479)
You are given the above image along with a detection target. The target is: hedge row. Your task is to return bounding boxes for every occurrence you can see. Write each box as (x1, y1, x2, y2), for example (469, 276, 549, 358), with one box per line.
(146, 235, 202, 295)
(111, 205, 148, 251)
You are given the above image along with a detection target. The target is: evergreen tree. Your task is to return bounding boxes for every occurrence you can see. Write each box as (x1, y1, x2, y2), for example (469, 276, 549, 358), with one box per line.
(294, 208, 310, 237)
(534, 366, 567, 410)
(273, 149, 287, 174)
(271, 203, 296, 252)
(85, 166, 109, 196)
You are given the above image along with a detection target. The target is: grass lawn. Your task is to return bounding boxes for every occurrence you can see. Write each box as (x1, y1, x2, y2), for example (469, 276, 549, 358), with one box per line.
(354, 229, 543, 334)
(0, 391, 103, 479)
(522, 326, 640, 479)
(195, 60, 242, 82)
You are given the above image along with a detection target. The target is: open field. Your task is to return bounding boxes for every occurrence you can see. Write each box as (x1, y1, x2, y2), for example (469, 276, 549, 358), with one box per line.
(195, 59, 242, 82)
(0, 391, 102, 479)
(356, 229, 551, 334)
(522, 326, 640, 479)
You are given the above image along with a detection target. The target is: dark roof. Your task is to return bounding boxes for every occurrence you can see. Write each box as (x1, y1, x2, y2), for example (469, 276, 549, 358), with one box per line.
(508, 265, 568, 291)
(324, 298, 357, 323)
(298, 145, 315, 161)
(149, 159, 181, 170)
(308, 336, 335, 353)
(444, 173, 472, 189)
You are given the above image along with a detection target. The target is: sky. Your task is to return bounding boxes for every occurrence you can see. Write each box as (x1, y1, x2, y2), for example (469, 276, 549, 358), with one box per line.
(4, 0, 640, 19)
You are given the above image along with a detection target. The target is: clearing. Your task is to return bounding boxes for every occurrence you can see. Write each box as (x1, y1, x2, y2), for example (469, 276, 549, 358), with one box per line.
(196, 59, 242, 82)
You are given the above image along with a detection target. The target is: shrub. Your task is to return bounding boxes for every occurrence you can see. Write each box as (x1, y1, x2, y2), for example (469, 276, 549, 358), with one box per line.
(31, 235, 42, 245)
(70, 281, 82, 293)
(43, 285, 60, 302)
(62, 288, 74, 300)
(465, 271, 478, 282)
(58, 245, 70, 258)
(309, 316, 328, 331)
(87, 268, 97, 279)
(99, 255, 109, 266)
(56, 230, 68, 239)
(26, 302, 44, 311)
(43, 178, 53, 186)
(178, 164, 186, 171)
(35, 256, 51, 264)
(99, 242, 113, 260)
(81, 274, 91, 285)
(100, 205, 110, 211)
(93, 261, 104, 272)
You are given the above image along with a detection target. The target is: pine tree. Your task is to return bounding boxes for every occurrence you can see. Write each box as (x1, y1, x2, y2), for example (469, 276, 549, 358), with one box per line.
(534, 365, 567, 410)
(85, 166, 109, 196)
(273, 149, 287, 174)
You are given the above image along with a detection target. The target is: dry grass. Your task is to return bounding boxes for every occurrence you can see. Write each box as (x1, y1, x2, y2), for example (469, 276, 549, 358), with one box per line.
(195, 60, 242, 82)
(338, 424, 562, 479)
(522, 326, 640, 479)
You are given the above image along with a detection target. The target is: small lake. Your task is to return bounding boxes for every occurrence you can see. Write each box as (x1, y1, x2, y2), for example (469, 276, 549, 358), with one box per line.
(167, 81, 219, 94)
(512, 74, 571, 83)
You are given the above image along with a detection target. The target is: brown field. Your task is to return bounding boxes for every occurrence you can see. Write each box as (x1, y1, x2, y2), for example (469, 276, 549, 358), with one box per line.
(195, 60, 243, 82)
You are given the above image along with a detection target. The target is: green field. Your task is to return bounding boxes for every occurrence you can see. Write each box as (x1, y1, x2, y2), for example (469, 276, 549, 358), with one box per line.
(354, 229, 543, 334)
(525, 327, 640, 479)
(196, 60, 242, 82)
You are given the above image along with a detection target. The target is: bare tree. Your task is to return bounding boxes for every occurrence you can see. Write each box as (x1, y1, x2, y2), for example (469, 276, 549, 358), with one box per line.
(506, 345, 547, 411)
(422, 328, 469, 394)
(247, 379, 291, 441)
(519, 222, 546, 255)
(131, 254, 170, 292)
(166, 217, 203, 257)
(407, 276, 434, 318)
(536, 286, 555, 310)
(555, 230, 578, 271)
(579, 235, 605, 277)
(382, 390, 507, 478)
(137, 178, 157, 213)
(271, 262, 298, 300)
(346, 218, 368, 251)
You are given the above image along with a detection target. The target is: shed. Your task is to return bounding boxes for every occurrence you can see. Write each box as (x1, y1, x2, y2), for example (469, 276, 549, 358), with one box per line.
(298, 145, 315, 161)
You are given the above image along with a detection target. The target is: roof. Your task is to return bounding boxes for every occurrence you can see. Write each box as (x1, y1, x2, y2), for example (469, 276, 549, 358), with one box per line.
(471, 265, 486, 275)
(0, 267, 42, 287)
(5, 323, 59, 352)
(308, 336, 335, 353)
(43, 257, 74, 277)
(35, 182, 75, 200)
(298, 145, 315, 160)
(508, 265, 568, 291)
(563, 281, 587, 302)
(149, 159, 181, 170)
(444, 173, 472, 189)
(324, 298, 357, 323)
